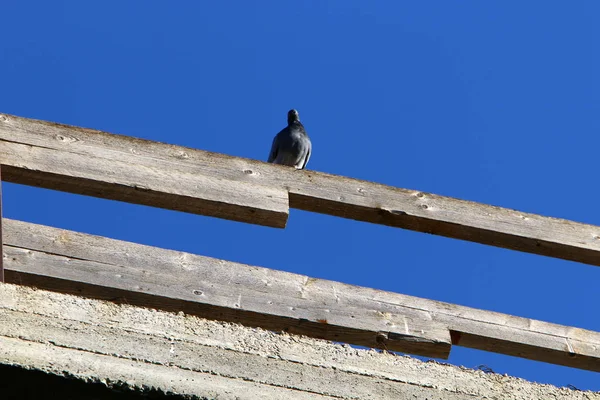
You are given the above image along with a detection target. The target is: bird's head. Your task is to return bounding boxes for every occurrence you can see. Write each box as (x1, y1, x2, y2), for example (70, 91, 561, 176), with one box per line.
(287, 109, 300, 124)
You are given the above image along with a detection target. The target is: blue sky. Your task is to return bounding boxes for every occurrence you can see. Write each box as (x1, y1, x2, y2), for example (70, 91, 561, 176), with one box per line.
(1, 1, 599, 391)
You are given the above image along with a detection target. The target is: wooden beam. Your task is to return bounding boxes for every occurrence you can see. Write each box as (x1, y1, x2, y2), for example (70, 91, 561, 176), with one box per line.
(0, 120, 288, 229)
(2, 113, 600, 265)
(0, 284, 600, 400)
(4, 219, 600, 371)
(3, 218, 451, 359)
(2, 284, 589, 400)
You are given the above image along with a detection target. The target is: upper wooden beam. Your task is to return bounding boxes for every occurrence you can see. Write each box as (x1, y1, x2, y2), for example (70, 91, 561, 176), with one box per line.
(2, 113, 600, 265)
(0, 115, 289, 228)
(4, 218, 600, 371)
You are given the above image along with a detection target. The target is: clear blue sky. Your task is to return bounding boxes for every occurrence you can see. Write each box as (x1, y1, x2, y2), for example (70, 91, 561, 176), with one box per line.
(1, 1, 598, 391)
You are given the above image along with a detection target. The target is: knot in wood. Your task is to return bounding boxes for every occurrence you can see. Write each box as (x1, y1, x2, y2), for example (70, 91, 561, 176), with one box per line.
(55, 134, 79, 144)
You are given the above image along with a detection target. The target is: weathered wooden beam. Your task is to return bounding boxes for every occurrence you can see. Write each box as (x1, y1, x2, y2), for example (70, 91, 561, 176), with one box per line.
(3, 218, 451, 359)
(2, 113, 600, 265)
(4, 284, 589, 400)
(0, 118, 288, 229)
(4, 219, 600, 371)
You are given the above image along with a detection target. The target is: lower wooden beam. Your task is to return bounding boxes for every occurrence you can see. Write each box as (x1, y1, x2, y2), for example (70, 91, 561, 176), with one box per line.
(4, 284, 591, 399)
(3, 218, 451, 359)
(3, 218, 600, 371)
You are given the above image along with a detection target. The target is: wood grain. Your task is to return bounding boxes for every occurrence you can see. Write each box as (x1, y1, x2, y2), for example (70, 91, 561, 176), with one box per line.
(2, 113, 600, 265)
(3, 218, 451, 359)
(5, 218, 600, 371)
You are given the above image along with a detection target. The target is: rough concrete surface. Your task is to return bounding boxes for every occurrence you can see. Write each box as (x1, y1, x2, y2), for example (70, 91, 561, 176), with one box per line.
(0, 284, 597, 399)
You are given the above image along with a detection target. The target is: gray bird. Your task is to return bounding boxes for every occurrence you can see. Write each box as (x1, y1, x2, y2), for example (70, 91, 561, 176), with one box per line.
(267, 109, 311, 169)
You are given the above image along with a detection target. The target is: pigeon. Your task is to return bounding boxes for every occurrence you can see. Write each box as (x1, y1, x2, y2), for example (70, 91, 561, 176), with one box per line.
(267, 109, 311, 169)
